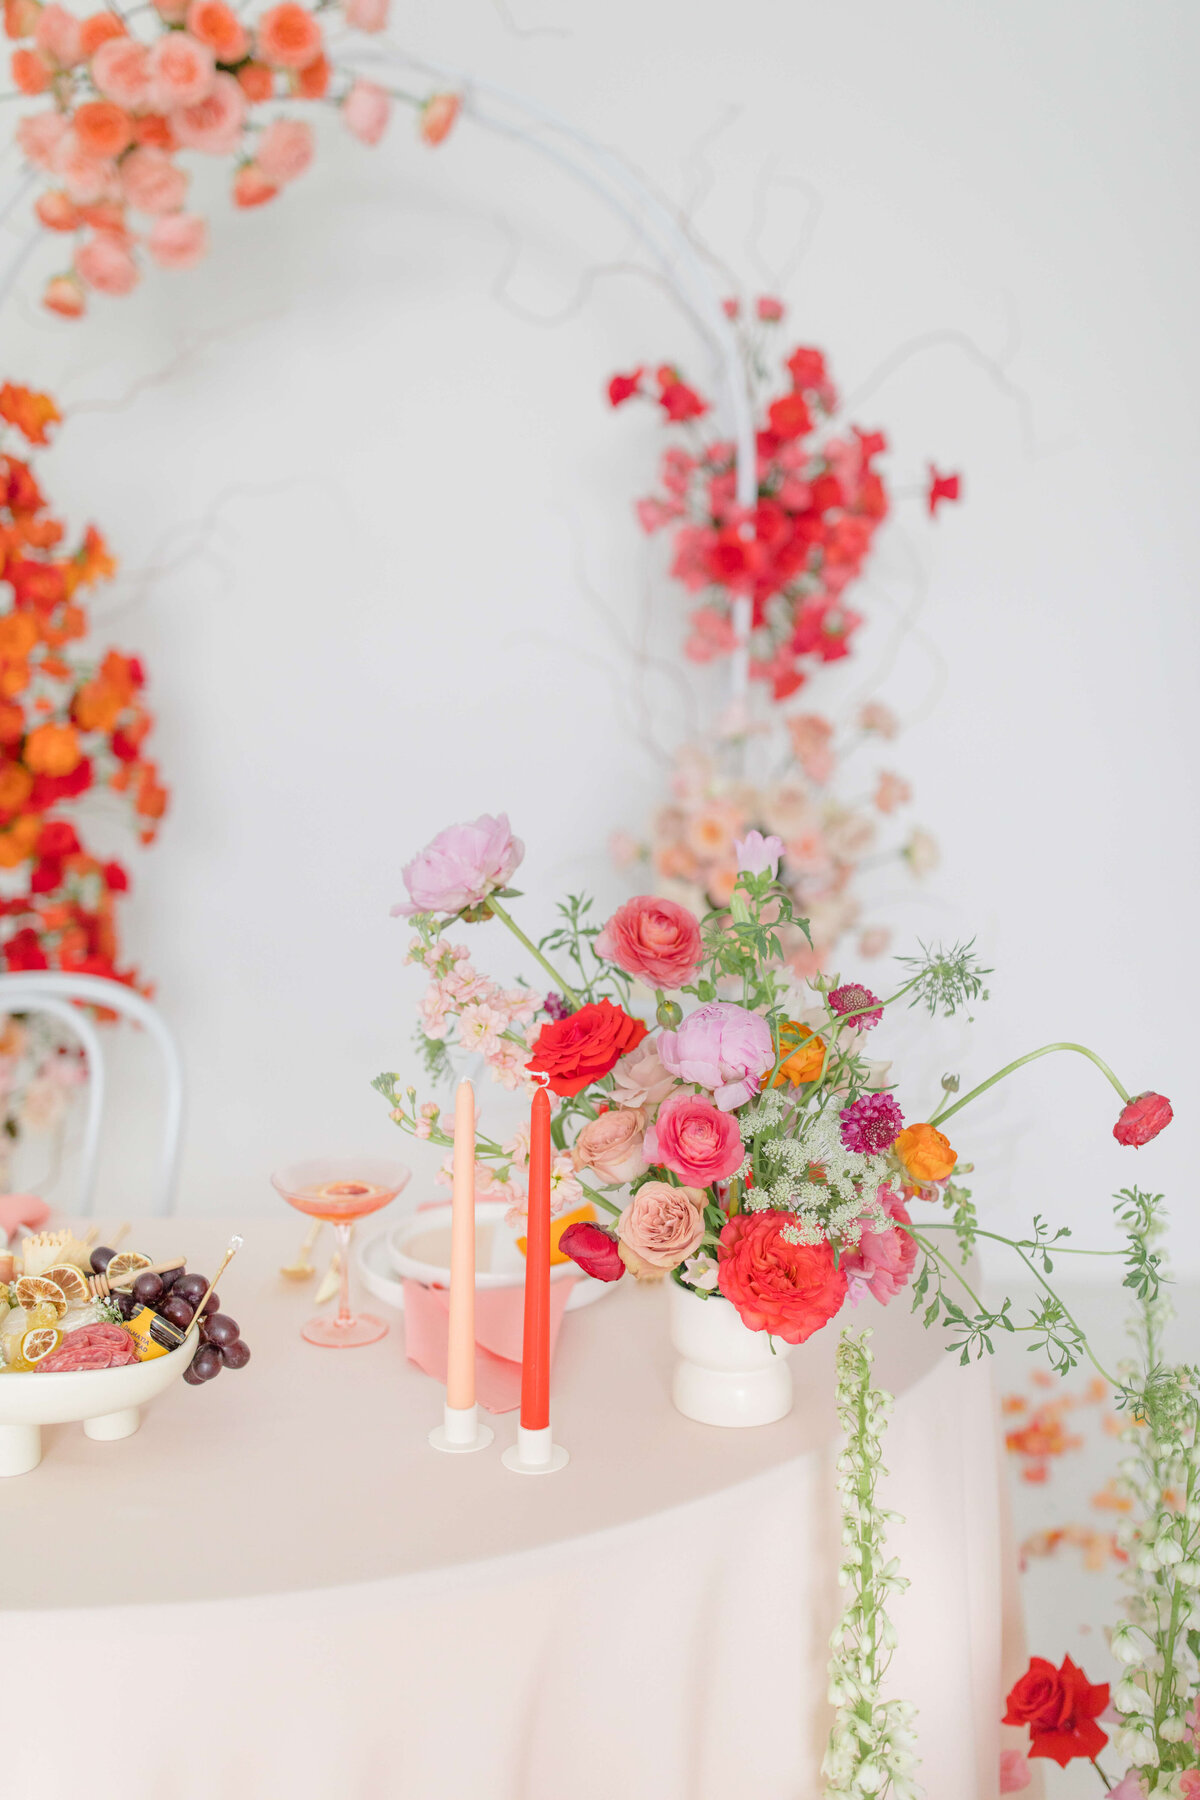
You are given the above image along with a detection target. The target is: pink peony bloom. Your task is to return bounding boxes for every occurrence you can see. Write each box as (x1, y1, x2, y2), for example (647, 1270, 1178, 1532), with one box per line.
(393, 812, 524, 919)
(17, 111, 69, 170)
(343, 0, 389, 29)
(146, 211, 208, 268)
(609, 1041, 677, 1112)
(559, 1220, 623, 1282)
(343, 78, 390, 146)
(571, 1108, 647, 1186)
(734, 829, 784, 877)
(34, 3, 82, 66)
(828, 982, 883, 1031)
(1113, 1092, 1173, 1147)
(843, 1189, 917, 1305)
(999, 1751, 1031, 1794)
(75, 231, 139, 295)
(617, 1180, 705, 1275)
(645, 1092, 743, 1186)
(256, 116, 314, 185)
(839, 1092, 904, 1155)
(657, 1001, 774, 1111)
(596, 895, 702, 990)
(149, 31, 215, 109)
(171, 71, 246, 154)
(91, 36, 152, 108)
(121, 146, 189, 215)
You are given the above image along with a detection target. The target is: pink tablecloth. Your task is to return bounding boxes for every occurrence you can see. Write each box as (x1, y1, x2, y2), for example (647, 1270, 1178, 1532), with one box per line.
(1, 1218, 1025, 1799)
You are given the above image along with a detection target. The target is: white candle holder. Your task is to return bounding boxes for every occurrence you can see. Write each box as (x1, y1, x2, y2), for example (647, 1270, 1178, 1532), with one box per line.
(428, 1401, 494, 1455)
(501, 1422, 569, 1476)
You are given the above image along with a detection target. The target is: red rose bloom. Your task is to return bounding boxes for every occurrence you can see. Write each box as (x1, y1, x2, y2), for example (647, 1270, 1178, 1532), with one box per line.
(526, 998, 647, 1098)
(1003, 1656, 1109, 1768)
(559, 1220, 624, 1283)
(717, 1211, 847, 1345)
(1113, 1092, 1173, 1147)
(595, 894, 702, 990)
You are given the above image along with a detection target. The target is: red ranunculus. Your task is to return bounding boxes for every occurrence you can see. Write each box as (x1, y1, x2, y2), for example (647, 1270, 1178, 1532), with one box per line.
(595, 894, 702, 990)
(1002, 1656, 1109, 1768)
(525, 998, 647, 1098)
(1113, 1092, 1173, 1147)
(716, 1210, 847, 1344)
(559, 1220, 624, 1282)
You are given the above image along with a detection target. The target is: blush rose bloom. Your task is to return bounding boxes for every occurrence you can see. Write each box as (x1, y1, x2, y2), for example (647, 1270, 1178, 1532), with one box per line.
(343, 79, 391, 146)
(171, 72, 246, 154)
(571, 1108, 647, 1186)
(148, 32, 216, 109)
(91, 37, 152, 108)
(609, 1040, 677, 1112)
(256, 117, 314, 185)
(121, 146, 189, 215)
(147, 212, 208, 269)
(394, 812, 524, 918)
(657, 1001, 774, 1110)
(717, 1211, 848, 1343)
(645, 1092, 743, 1186)
(595, 895, 701, 990)
(75, 231, 139, 295)
(617, 1181, 706, 1275)
(842, 1188, 917, 1305)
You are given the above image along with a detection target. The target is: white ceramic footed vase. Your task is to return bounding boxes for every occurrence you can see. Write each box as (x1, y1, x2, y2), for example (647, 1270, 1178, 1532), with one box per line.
(668, 1280, 793, 1427)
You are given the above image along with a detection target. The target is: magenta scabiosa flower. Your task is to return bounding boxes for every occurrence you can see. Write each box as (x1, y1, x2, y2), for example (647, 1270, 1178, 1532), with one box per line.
(828, 982, 883, 1031)
(839, 1092, 904, 1155)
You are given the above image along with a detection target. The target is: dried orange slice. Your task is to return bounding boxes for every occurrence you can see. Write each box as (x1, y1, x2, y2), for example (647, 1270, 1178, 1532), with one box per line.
(42, 1264, 89, 1304)
(20, 1327, 62, 1364)
(14, 1275, 67, 1318)
(104, 1251, 151, 1282)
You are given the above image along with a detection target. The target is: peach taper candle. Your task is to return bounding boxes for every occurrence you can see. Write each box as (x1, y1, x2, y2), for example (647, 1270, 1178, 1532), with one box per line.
(428, 1080, 493, 1454)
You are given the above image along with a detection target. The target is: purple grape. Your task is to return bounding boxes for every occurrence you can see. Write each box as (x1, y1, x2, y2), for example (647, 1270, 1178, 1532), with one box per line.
(204, 1313, 239, 1348)
(113, 1290, 137, 1320)
(175, 1273, 207, 1304)
(191, 1344, 222, 1381)
(90, 1246, 115, 1275)
(221, 1339, 250, 1370)
(183, 1363, 207, 1386)
(132, 1271, 164, 1306)
(160, 1295, 194, 1329)
(158, 1265, 182, 1293)
(201, 1292, 219, 1317)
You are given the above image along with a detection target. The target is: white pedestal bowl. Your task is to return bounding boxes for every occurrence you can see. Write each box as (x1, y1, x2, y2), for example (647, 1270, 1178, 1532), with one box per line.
(0, 1327, 198, 1476)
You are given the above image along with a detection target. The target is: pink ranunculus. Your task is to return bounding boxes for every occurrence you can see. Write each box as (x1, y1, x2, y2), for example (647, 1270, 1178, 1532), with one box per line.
(146, 211, 208, 268)
(149, 31, 215, 109)
(35, 3, 82, 66)
(657, 1001, 774, 1111)
(843, 1188, 917, 1305)
(617, 1180, 706, 1275)
(645, 1092, 743, 1186)
(121, 146, 189, 215)
(91, 36, 152, 108)
(256, 116, 314, 185)
(170, 70, 245, 153)
(733, 829, 784, 876)
(393, 813, 524, 919)
(343, 0, 389, 29)
(999, 1751, 1031, 1793)
(596, 895, 701, 991)
(74, 231, 139, 296)
(609, 1041, 678, 1112)
(343, 78, 390, 145)
(16, 110, 69, 170)
(571, 1108, 647, 1186)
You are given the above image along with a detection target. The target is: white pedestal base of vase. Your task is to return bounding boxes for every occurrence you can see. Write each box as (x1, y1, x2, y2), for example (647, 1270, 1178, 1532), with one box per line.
(668, 1282, 793, 1427)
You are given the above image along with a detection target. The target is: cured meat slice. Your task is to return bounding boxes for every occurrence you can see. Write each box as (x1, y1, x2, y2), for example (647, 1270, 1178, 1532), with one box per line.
(34, 1322, 139, 1372)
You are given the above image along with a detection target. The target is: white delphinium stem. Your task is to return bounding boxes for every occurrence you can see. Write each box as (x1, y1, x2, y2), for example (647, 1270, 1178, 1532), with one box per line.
(823, 1330, 921, 1800)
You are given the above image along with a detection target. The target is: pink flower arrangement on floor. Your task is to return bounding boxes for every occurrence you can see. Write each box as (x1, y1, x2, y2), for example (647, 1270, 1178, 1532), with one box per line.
(7, 0, 462, 316)
(607, 296, 962, 699)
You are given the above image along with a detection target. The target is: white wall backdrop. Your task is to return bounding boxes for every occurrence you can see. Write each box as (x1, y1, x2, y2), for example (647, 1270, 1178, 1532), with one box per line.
(3, 0, 1196, 1273)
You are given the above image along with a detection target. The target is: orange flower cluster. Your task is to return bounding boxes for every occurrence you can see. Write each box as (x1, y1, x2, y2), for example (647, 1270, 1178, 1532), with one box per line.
(0, 381, 166, 982)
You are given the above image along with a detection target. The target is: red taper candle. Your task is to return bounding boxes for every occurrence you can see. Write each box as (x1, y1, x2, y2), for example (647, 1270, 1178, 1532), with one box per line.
(520, 1083, 552, 1431)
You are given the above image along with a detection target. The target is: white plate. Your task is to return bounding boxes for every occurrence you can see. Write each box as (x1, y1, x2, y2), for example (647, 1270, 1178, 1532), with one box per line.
(354, 1203, 615, 1315)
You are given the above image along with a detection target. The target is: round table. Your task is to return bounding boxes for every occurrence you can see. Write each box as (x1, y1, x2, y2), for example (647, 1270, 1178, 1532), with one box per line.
(1, 1217, 1025, 1798)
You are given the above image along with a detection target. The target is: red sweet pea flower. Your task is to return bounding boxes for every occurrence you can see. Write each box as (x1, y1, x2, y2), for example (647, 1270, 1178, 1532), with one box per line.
(1113, 1092, 1173, 1147)
(525, 998, 647, 1097)
(559, 1220, 624, 1282)
(1002, 1656, 1109, 1768)
(607, 369, 643, 407)
(927, 465, 962, 515)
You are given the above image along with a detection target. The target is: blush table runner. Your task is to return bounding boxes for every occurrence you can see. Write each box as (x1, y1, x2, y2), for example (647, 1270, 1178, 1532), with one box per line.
(0, 1216, 1030, 1799)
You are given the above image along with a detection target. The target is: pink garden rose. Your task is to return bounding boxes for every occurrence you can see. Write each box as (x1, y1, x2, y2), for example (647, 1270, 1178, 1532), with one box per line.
(609, 1040, 678, 1112)
(51, 134, 115, 204)
(256, 117, 314, 185)
(147, 212, 208, 269)
(645, 1092, 743, 1186)
(571, 1108, 647, 1186)
(34, 3, 82, 66)
(394, 812, 524, 918)
(149, 31, 216, 109)
(617, 1180, 706, 1276)
(343, 79, 391, 146)
(343, 0, 389, 28)
(596, 895, 701, 990)
(843, 1188, 917, 1305)
(657, 1001, 774, 1110)
(121, 146, 189, 215)
(75, 231, 139, 295)
(91, 37, 152, 108)
(171, 72, 246, 154)
(17, 111, 69, 170)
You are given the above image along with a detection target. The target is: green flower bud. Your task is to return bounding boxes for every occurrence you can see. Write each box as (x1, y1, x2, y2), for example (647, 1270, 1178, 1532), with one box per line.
(656, 998, 683, 1029)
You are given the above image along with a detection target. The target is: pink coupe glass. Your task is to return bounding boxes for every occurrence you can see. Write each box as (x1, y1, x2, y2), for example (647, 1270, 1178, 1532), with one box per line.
(272, 1156, 411, 1347)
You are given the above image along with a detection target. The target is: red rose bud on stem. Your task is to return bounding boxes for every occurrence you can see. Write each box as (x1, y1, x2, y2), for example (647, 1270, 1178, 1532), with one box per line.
(559, 1221, 624, 1283)
(1113, 1092, 1173, 1147)
(1002, 1655, 1109, 1768)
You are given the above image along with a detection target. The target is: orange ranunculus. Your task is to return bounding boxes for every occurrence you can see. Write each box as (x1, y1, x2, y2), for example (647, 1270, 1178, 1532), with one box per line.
(16, 513, 63, 550)
(0, 813, 40, 867)
(99, 647, 138, 697)
(134, 764, 167, 821)
(38, 602, 86, 647)
(894, 1122, 957, 1183)
(237, 60, 273, 100)
(73, 676, 122, 732)
(185, 0, 248, 60)
(11, 45, 49, 93)
(772, 1020, 828, 1086)
(79, 10, 126, 54)
(0, 611, 38, 658)
(24, 720, 82, 775)
(0, 759, 32, 811)
(0, 660, 30, 697)
(292, 50, 328, 96)
(73, 99, 133, 160)
(40, 654, 70, 680)
(75, 525, 117, 586)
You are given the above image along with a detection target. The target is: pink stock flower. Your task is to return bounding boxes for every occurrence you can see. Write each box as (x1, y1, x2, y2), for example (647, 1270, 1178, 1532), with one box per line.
(419, 91, 460, 146)
(596, 895, 702, 990)
(839, 1092, 904, 1155)
(149, 31, 216, 109)
(343, 0, 390, 28)
(16, 111, 69, 170)
(91, 36, 153, 109)
(256, 117, 314, 185)
(734, 829, 784, 876)
(171, 72, 246, 154)
(828, 982, 883, 1031)
(571, 1108, 648, 1186)
(787, 713, 835, 784)
(843, 1189, 917, 1304)
(657, 1001, 774, 1111)
(121, 146, 189, 215)
(75, 231, 139, 295)
(617, 1180, 706, 1275)
(146, 211, 208, 268)
(34, 4, 83, 66)
(609, 1041, 677, 1112)
(394, 812, 524, 918)
(645, 1092, 743, 1185)
(999, 1751, 1031, 1794)
(343, 79, 391, 146)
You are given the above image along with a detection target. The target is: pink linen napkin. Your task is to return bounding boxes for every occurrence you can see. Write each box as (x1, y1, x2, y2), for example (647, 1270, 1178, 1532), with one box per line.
(403, 1277, 577, 1413)
(0, 1194, 50, 1241)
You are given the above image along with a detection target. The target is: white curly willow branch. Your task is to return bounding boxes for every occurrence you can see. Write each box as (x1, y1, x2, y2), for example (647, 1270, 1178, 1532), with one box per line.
(0, 57, 760, 707)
